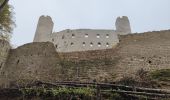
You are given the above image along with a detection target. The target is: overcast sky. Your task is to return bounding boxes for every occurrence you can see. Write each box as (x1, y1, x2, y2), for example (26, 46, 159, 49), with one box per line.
(9, 0, 170, 46)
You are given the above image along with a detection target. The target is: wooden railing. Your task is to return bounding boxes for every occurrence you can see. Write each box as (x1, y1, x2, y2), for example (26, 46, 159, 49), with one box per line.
(33, 81, 170, 99)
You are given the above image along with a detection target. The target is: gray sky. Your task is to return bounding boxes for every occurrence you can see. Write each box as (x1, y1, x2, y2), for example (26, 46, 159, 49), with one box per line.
(10, 0, 170, 46)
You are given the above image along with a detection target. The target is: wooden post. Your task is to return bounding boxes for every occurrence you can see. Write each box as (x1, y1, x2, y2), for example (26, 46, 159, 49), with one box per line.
(96, 85, 101, 100)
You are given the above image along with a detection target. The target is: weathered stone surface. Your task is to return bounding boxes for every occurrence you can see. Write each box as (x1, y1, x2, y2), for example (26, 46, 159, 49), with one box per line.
(34, 16, 54, 42)
(0, 42, 62, 87)
(1, 30, 170, 86)
(112, 30, 170, 80)
(33, 15, 131, 52)
(59, 30, 170, 81)
(0, 40, 10, 71)
(115, 16, 131, 35)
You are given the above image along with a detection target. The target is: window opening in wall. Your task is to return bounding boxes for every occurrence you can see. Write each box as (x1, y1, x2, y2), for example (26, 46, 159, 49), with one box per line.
(85, 34, 88, 38)
(106, 43, 109, 47)
(98, 42, 101, 47)
(90, 42, 93, 47)
(1, 72, 4, 75)
(83, 42, 85, 46)
(106, 34, 109, 38)
(62, 35, 65, 39)
(71, 42, 74, 46)
(52, 38, 54, 42)
(55, 44, 58, 48)
(0, 63, 3, 68)
(72, 34, 75, 38)
(17, 60, 20, 65)
(97, 34, 100, 38)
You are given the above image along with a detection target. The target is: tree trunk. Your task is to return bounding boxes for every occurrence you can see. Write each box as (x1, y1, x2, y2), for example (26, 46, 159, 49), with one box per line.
(0, 0, 9, 13)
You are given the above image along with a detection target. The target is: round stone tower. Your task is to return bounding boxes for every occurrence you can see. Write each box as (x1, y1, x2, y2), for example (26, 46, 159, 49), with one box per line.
(115, 16, 131, 35)
(33, 15, 54, 42)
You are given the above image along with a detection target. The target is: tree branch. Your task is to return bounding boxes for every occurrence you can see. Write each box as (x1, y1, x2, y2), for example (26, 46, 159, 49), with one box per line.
(0, 0, 9, 13)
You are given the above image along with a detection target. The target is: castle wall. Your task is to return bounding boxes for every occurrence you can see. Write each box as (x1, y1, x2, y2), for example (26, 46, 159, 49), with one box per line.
(2, 29, 170, 84)
(0, 40, 10, 71)
(59, 30, 170, 81)
(111, 30, 170, 79)
(49, 29, 119, 52)
(0, 42, 62, 87)
(33, 16, 132, 52)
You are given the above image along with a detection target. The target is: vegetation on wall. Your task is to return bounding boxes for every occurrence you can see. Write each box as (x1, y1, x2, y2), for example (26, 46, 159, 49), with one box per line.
(150, 69, 170, 81)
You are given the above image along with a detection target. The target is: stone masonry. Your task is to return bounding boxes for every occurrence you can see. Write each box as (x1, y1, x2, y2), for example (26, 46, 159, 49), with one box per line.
(33, 15, 131, 52)
(1, 29, 170, 87)
(0, 42, 62, 87)
(0, 40, 10, 71)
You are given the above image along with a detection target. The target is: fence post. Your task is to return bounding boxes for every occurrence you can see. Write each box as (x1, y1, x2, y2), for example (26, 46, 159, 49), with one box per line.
(96, 84, 101, 100)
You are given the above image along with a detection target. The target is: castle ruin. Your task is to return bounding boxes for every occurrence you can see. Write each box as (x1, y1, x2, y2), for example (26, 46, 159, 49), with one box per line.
(0, 16, 170, 88)
(34, 16, 131, 52)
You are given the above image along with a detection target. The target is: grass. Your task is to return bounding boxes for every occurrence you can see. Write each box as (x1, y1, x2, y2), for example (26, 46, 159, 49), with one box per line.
(150, 69, 170, 81)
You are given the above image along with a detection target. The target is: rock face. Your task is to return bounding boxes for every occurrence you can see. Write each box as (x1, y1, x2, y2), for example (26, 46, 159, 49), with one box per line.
(0, 42, 62, 87)
(115, 16, 131, 35)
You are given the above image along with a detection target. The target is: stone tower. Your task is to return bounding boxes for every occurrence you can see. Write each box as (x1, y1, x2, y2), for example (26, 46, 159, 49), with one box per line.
(115, 16, 131, 35)
(33, 16, 54, 42)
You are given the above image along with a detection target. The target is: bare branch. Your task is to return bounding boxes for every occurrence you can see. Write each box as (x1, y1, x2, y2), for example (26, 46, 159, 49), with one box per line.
(0, 0, 9, 13)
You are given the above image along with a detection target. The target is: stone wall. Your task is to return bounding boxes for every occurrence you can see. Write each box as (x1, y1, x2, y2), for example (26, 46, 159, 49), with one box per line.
(0, 40, 10, 71)
(50, 29, 119, 52)
(33, 15, 131, 52)
(111, 30, 170, 79)
(59, 48, 115, 61)
(1, 30, 170, 86)
(34, 16, 54, 42)
(59, 30, 170, 81)
(0, 42, 62, 87)
(115, 16, 131, 35)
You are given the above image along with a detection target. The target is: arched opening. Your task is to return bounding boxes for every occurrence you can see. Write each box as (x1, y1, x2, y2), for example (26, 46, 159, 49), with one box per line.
(97, 34, 100, 38)
(62, 35, 65, 39)
(72, 34, 75, 38)
(85, 34, 88, 38)
(106, 34, 109, 38)
(90, 42, 93, 47)
(52, 38, 54, 42)
(98, 42, 101, 47)
(55, 44, 58, 48)
(106, 43, 109, 47)
(83, 42, 85, 46)
(71, 42, 74, 46)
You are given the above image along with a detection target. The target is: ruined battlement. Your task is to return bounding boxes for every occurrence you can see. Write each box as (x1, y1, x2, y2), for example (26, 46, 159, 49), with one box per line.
(33, 15, 131, 52)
